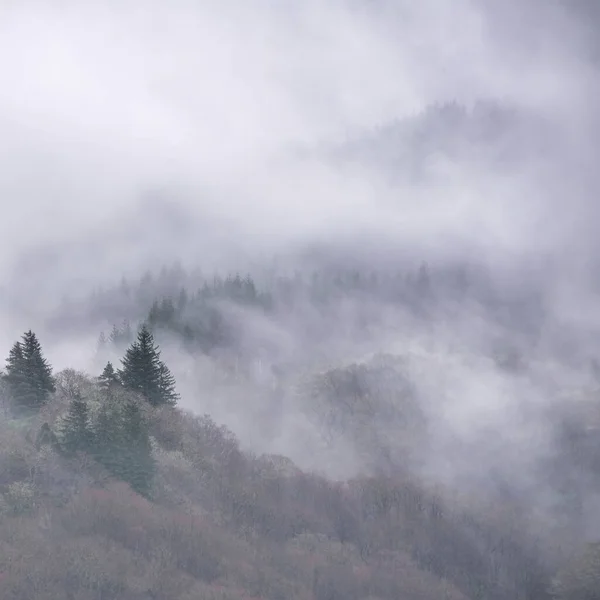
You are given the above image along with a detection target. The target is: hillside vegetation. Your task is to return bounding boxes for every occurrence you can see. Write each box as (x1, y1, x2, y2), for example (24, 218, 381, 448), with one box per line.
(0, 374, 545, 600)
(1, 264, 598, 599)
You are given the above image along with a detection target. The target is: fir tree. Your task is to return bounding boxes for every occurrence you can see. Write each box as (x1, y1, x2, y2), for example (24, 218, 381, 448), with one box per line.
(98, 361, 120, 391)
(21, 330, 55, 395)
(120, 399, 155, 496)
(157, 362, 179, 406)
(119, 325, 161, 404)
(108, 321, 133, 349)
(3, 331, 55, 412)
(92, 399, 124, 476)
(3, 342, 31, 407)
(60, 394, 92, 454)
(119, 325, 178, 406)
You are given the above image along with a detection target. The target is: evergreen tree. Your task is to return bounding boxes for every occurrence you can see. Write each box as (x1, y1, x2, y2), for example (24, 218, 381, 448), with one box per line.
(21, 330, 55, 396)
(121, 399, 155, 496)
(147, 298, 176, 330)
(60, 394, 93, 454)
(3, 331, 55, 412)
(119, 325, 161, 404)
(108, 321, 133, 349)
(119, 325, 178, 406)
(157, 362, 179, 406)
(3, 342, 31, 407)
(92, 399, 124, 476)
(98, 361, 120, 391)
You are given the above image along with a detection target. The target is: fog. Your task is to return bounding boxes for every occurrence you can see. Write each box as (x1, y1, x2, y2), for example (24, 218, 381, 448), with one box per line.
(3, 1, 599, 279)
(3, 0, 600, 561)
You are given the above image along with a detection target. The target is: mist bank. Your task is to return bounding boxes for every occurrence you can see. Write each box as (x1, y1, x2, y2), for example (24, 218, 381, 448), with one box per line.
(3, 259, 597, 554)
(3, 0, 600, 303)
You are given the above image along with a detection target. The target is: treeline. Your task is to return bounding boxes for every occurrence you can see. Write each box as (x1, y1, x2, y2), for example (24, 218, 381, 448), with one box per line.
(51, 260, 546, 342)
(87, 262, 544, 362)
(1, 326, 179, 495)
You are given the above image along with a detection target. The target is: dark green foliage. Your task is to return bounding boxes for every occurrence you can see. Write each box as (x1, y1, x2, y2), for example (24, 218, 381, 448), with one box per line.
(92, 398, 125, 478)
(119, 325, 160, 400)
(3, 331, 55, 413)
(90, 393, 156, 496)
(157, 362, 179, 406)
(21, 330, 56, 400)
(60, 394, 93, 454)
(3, 342, 30, 406)
(132, 272, 270, 353)
(148, 297, 176, 329)
(98, 361, 120, 391)
(57, 381, 155, 495)
(119, 399, 155, 496)
(119, 325, 178, 407)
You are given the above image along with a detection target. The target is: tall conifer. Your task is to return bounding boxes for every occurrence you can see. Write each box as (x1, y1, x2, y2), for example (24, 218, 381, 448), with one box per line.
(60, 394, 93, 454)
(119, 325, 178, 407)
(158, 362, 179, 406)
(98, 361, 120, 391)
(3, 331, 54, 412)
(121, 399, 155, 496)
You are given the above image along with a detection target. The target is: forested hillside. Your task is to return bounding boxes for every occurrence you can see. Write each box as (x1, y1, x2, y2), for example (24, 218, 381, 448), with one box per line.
(4, 1, 600, 598)
(1, 262, 600, 599)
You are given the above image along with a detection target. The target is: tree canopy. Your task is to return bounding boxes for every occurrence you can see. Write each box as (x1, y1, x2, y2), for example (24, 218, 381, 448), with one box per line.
(118, 325, 179, 407)
(3, 330, 55, 412)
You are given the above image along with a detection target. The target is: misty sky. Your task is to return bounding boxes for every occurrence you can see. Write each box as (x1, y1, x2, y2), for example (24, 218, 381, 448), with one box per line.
(1, 0, 600, 296)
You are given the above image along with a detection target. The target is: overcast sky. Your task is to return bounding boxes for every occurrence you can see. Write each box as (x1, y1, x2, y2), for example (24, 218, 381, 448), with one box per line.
(1, 0, 599, 300)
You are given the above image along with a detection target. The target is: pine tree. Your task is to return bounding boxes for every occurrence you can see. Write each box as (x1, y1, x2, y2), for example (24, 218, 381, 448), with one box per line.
(119, 325, 178, 407)
(157, 362, 179, 406)
(121, 399, 155, 496)
(98, 361, 120, 391)
(60, 394, 92, 454)
(119, 325, 161, 404)
(108, 321, 133, 349)
(3, 331, 55, 412)
(92, 399, 124, 475)
(3, 342, 31, 407)
(21, 330, 55, 396)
